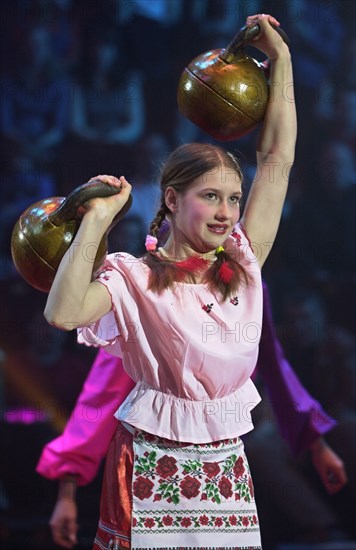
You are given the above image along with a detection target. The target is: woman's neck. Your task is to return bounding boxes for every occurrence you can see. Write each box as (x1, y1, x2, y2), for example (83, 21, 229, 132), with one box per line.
(159, 236, 217, 262)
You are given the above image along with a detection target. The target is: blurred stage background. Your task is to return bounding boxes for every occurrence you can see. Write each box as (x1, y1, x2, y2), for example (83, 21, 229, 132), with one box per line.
(0, 1, 355, 549)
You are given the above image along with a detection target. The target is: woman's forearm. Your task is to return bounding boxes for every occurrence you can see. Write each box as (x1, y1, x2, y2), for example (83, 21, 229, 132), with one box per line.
(257, 47, 297, 164)
(58, 474, 78, 501)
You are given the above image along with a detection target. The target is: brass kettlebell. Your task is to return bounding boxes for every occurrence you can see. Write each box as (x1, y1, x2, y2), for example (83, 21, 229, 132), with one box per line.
(177, 23, 290, 141)
(11, 179, 132, 292)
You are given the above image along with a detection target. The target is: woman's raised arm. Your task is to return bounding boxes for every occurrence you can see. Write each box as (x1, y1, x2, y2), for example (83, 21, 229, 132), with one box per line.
(241, 14, 297, 268)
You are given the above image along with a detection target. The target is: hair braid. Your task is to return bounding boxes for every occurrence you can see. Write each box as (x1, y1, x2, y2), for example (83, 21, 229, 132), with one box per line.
(204, 249, 250, 301)
(149, 202, 167, 238)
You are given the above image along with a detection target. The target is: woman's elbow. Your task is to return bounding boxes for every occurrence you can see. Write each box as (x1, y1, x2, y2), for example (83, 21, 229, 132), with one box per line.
(43, 307, 79, 332)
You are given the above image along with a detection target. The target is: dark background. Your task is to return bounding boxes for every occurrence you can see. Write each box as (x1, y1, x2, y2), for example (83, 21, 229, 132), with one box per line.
(0, 1, 355, 549)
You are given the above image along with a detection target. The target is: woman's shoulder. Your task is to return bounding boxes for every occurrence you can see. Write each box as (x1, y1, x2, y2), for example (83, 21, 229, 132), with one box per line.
(95, 253, 149, 288)
(100, 252, 147, 272)
(221, 223, 261, 284)
(225, 223, 257, 261)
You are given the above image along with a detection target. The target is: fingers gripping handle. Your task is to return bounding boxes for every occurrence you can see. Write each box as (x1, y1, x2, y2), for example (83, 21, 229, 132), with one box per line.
(49, 179, 132, 226)
(220, 23, 290, 63)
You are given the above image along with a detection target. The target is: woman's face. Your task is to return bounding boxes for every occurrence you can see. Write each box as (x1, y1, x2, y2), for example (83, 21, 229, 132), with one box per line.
(167, 165, 242, 253)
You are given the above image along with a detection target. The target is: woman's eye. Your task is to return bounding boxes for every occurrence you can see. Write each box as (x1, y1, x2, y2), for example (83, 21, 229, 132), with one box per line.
(230, 196, 241, 204)
(205, 193, 217, 200)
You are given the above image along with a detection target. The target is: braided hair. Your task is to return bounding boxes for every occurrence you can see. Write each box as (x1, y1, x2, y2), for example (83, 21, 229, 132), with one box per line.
(143, 143, 250, 299)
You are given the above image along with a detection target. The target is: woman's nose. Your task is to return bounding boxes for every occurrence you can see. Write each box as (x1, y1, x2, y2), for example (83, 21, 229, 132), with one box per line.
(215, 201, 230, 219)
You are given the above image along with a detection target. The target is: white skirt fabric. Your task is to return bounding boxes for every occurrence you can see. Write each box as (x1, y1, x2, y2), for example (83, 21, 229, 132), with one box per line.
(130, 428, 262, 549)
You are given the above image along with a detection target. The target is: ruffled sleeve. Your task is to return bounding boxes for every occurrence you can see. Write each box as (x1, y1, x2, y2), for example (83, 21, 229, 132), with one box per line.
(77, 253, 141, 354)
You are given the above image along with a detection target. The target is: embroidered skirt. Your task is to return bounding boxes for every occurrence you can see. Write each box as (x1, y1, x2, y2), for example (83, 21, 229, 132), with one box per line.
(93, 423, 261, 550)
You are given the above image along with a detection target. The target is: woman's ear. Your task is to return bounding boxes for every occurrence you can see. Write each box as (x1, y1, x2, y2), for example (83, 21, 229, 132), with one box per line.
(164, 186, 179, 214)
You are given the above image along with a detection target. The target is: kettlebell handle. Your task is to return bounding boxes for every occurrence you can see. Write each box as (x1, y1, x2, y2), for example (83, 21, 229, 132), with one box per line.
(48, 178, 132, 227)
(220, 23, 290, 63)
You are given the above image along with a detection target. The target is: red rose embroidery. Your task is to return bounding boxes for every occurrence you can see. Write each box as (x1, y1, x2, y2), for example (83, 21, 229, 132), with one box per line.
(218, 476, 233, 498)
(144, 518, 155, 528)
(96, 267, 113, 281)
(242, 516, 249, 527)
(132, 518, 137, 527)
(162, 515, 173, 526)
(199, 514, 209, 525)
(153, 494, 162, 501)
(155, 455, 178, 479)
(180, 475, 201, 499)
(233, 456, 245, 478)
(133, 476, 154, 500)
(215, 517, 223, 527)
(231, 231, 242, 246)
(229, 515, 237, 526)
(253, 514, 258, 525)
(181, 517, 192, 528)
(202, 462, 220, 479)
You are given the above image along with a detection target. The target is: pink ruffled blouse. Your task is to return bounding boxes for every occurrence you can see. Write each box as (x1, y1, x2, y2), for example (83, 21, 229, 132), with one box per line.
(78, 225, 263, 443)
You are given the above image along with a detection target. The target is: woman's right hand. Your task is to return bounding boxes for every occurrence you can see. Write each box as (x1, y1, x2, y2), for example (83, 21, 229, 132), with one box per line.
(79, 174, 132, 225)
(50, 493, 78, 549)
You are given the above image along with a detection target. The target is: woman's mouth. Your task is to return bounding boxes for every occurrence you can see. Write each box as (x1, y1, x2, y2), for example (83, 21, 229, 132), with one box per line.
(207, 224, 229, 234)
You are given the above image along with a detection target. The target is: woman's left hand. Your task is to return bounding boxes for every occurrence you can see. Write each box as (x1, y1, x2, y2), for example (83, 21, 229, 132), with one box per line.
(77, 174, 132, 224)
(246, 14, 289, 60)
(310, 437, 348, 494)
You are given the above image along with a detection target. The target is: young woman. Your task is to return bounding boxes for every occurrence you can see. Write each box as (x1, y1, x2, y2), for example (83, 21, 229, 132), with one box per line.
(38, 283, 347, 549)
(44, 14, 297, 550)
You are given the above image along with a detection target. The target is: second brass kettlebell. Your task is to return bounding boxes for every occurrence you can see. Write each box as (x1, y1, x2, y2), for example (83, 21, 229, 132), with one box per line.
(177, 23, 290, 141)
